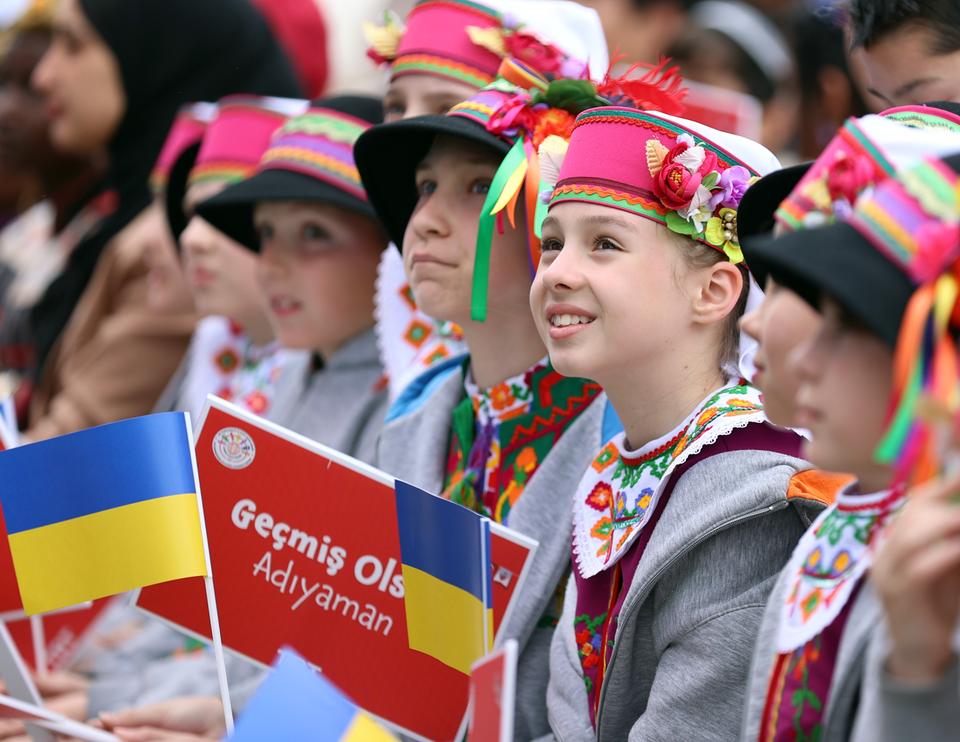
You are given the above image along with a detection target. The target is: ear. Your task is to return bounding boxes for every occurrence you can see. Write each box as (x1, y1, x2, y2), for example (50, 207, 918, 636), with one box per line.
(690, 261, 744, 326)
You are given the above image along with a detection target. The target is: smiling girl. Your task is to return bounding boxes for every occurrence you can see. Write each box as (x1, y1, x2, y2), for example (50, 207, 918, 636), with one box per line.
(531, 107, 824, 740)
(355, 58, 684, 737)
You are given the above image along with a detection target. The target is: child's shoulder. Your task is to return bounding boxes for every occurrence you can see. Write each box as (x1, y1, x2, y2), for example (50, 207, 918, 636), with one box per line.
(385, 353, 468, 423)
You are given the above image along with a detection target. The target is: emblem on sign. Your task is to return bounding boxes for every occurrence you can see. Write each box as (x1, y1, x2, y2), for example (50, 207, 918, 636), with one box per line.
(212, 427, 256, 470)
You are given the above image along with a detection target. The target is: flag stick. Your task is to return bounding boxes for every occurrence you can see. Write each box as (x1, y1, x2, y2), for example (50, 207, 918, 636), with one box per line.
(29, 616, 45, 675)
(183, 414, 234, 734)
(480, 519, 491, 654)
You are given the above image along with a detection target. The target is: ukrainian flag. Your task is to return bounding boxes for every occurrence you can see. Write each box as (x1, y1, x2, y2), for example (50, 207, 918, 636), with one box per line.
(394, 480, 493, 675)
(0, 413, 208, 615)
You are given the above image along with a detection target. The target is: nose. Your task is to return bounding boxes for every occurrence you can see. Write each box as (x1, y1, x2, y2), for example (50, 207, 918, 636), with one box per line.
(738, 300, 762, 343)
(538, 243, 585, 294)
(406, 192, 451, 247)
(180, 216, 216, 258)
(788, 324, 824, 384)
(257, 237, 290, 281)
(31, 44, 56, 97)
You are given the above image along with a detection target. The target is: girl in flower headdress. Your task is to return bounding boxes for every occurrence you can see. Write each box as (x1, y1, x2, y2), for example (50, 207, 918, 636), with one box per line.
(531, 106, 825, 737)
(355, 58, 679, 738)
(363, 0, 609, 402)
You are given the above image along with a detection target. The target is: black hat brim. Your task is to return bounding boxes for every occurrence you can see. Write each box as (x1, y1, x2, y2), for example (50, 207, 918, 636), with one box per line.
(164, 143, 201, 242)
(745, 220, 913, 347)
(195, 168, 377, 251)
(737, 162, 809, 286)
(355, 114, 511, 249)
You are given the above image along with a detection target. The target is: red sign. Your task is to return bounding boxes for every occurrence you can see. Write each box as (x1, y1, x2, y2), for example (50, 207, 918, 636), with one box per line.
(468, 639, 517, 742)
(5, 600, 117, 672)
(137, 400, 535, 742)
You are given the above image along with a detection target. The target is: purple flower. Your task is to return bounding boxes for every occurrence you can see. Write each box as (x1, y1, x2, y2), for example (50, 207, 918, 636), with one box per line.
(710, 166, 752, 210)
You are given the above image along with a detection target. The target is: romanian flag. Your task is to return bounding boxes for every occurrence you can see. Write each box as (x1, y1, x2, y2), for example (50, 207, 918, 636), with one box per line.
(395, 480, 493, 675)
(0, 413, 208, 615)
(230, 649, 395, 741)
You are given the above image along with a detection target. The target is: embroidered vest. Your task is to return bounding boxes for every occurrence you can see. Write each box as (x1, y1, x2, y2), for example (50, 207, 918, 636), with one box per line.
(759, 486, 905, 741)
(441, 358, 601, 525)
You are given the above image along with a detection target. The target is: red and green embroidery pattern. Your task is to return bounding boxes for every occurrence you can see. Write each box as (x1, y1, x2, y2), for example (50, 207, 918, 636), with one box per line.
(441, 360, 601, 524)
(574, 611, 609, 693)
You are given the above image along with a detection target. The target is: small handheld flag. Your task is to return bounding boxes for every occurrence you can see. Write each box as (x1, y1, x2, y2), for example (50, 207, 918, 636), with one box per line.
(394, 480, 493, 675)
(229, 649, 395, 741)
(0, 413, 208, 615)
(468, 639, 518, 742)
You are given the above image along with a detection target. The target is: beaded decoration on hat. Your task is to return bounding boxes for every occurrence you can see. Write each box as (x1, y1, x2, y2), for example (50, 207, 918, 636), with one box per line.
(850, 155, 960, 487)
(149, 103, 216, 195)
(188, 96, 307, 187)
(443, 56, 686, 321)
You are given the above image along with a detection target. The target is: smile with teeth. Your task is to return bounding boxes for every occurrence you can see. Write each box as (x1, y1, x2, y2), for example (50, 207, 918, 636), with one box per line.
(550, 314, 595, 327)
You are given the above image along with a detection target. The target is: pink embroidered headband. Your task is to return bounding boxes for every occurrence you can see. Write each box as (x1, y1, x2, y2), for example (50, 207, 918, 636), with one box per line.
(548, 106, 780, 263)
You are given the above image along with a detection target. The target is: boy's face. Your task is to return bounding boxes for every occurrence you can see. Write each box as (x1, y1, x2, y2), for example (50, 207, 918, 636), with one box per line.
(531, 201, 713, 384)
(255, 201, 385, 354)
(181, 180, 263, 321)
(793, 297, 894, 490)
(404, 135, 531, 328)
(384, 75, 478, 122)
(862, 24, 960, 107)
(739, 277, 823, 427)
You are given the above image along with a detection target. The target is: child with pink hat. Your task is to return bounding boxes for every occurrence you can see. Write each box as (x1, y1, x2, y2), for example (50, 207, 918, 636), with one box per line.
(364, 0, 609, 403)
(531, 107, 823, 738)
(356, 58, 679, 738)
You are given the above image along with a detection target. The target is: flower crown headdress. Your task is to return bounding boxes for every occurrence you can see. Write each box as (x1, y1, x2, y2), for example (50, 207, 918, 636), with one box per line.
(448, 56, 687, 321)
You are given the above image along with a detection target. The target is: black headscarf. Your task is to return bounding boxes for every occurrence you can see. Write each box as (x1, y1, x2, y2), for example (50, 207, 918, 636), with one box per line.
(29, 0, 302, 378)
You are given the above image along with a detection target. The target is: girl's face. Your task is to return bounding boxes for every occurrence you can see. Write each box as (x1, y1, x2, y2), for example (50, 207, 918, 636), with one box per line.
(383, 74, 478, 122)
(138, 200, 193, 313)
(531, 201, 735, 384)
(180, 181, 264, 321)
(31, 0, 125, 154)
(255, 201, 385, 354)
(792, 297, 894, 490)
(739, 277, 823, 427)
(404, 135, 531, 328)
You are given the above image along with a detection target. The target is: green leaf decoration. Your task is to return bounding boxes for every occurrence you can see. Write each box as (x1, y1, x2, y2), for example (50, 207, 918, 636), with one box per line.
(665, 210, 697, 235)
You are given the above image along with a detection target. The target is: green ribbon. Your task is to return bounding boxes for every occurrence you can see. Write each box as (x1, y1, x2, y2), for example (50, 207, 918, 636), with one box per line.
(471, 138, 527, 322)
(874, 360, 923, 464)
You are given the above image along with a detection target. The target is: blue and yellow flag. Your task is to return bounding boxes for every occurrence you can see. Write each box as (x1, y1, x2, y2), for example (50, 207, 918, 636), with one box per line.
(0, 413, 208, 614)
(394, 480, 492, 674)
(230, 649, 395, 741)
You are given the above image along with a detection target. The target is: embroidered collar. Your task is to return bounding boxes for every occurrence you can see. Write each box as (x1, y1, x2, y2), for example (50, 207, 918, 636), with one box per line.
(464, 358, 548, 428)
(572, 380, 766, 579)
(776, 485, 905, 653)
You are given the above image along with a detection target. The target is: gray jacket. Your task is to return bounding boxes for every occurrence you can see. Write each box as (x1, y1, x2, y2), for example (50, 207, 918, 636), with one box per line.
(268, 327, 388, 466)
(376, 362, 607, 741)
(547, 448, 819, 742)
(849, 606, 960, 742)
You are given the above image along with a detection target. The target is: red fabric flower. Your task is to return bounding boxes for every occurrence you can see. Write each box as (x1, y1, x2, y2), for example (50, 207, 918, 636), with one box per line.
(653, 141, 718, 211)
(487, 93, 538, 136)
(506, 32, 564, 74)
(582, 653, 600, 668)
(825, 152, 875, 205)
(576, 629, 592, 644)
